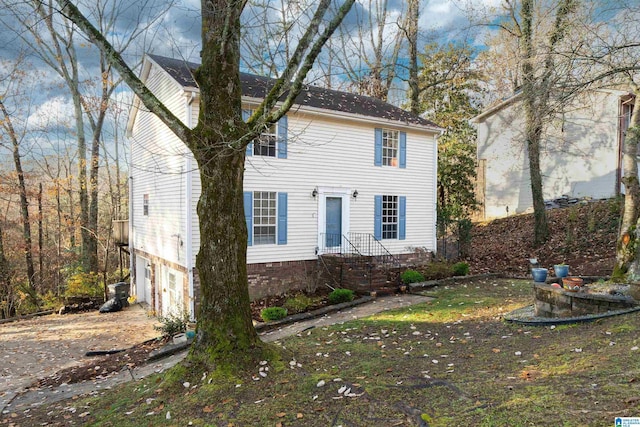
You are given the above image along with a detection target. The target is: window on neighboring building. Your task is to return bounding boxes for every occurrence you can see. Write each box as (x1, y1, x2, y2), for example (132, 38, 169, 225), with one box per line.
(143, 194, 149, 216)
(253, 191, 277, 244)
(382, 195, 398, 239)
(382, 129, 399, 167)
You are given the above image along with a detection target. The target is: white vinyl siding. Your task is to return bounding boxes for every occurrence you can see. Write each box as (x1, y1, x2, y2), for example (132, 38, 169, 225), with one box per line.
(186, 110, 437, 264)
(130, 64, 189, 267)
(242, 112, 436, 263)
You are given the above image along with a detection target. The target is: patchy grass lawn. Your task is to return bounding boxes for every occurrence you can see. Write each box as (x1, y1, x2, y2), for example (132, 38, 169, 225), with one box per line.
(4, 278, 640, 426)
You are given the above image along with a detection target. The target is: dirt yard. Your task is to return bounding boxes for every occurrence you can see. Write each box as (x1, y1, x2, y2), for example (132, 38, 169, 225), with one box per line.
(0, 304, 160, 405)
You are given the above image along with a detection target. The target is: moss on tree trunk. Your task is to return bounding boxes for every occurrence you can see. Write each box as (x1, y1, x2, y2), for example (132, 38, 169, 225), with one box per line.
(615, 89, 640, 282)
(181, 1, 274, 370)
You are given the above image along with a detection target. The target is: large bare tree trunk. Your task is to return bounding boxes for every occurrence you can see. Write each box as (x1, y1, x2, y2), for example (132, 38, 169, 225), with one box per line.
(406, 0, 420, 114)
(183, 3, 261, 363)
(614, 87, 640, 280)
(521, 0, 548, 245)
(519, 0, 575, 246)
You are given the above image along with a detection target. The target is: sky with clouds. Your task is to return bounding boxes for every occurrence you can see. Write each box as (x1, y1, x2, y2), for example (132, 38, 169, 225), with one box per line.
(0, 0, 503, 165)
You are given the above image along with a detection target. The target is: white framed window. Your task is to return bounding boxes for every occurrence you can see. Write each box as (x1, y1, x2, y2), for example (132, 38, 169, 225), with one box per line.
(168, 271, 178, 308)
(245, 109, 278, 157)
(143, 194, 149, 216)
(253, 191, 276, 244)
(382, 195, 398, 239)
(382, 129, 399, 167)
(254, 122, 277, 157)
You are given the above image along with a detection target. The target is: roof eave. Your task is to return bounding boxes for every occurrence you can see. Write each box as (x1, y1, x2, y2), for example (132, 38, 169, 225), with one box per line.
(125, 58, 155, 136)
(239, 96, 441, 134)
(471, 92, 523, 123)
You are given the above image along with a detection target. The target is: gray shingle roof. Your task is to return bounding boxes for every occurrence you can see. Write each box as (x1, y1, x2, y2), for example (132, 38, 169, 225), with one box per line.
(147, 54, 439, 129)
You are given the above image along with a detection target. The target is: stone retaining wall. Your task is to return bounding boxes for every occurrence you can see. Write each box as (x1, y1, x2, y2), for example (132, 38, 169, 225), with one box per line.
(534, 283, 636, 318)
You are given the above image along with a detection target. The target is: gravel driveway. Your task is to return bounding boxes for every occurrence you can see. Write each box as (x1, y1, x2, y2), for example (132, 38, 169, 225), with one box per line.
(0, 304, 159, 410)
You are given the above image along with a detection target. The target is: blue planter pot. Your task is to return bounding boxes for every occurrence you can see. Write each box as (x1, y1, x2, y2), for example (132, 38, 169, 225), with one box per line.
(554, 264, 569, 278)
(531, 268, 548, 283)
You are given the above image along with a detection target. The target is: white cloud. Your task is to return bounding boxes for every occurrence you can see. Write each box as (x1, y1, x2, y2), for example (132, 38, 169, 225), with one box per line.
(25, 96, 75, 131)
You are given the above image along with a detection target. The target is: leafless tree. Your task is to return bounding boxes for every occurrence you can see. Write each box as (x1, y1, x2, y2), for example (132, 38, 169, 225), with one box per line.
(0, 0, 170, 273)
(0, 58, 37, 299)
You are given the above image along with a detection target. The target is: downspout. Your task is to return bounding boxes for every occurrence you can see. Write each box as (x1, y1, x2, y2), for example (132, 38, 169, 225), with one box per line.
(185, 91, 196, 320)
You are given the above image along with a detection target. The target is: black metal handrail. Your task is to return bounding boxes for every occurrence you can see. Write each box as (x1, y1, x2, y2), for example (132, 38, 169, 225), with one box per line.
(319, 232, 401, 267)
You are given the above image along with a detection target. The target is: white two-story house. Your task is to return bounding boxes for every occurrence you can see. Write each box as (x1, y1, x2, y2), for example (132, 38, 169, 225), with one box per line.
(127, 54, 441, 318)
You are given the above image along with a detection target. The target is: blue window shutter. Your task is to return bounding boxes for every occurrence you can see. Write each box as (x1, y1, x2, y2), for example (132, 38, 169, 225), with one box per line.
(399, 132, 406, 168)
(374, 195, 382, 240)
(277, 192, 288, 245)
(244, 191, 253, 246)
(242, 109, 253, 156)
(399, 196, 406, 240)
(374, 128, 382, 166)
(277, 115, 288, 159)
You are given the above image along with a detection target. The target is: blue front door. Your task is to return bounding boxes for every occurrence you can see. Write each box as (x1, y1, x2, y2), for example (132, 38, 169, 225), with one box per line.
(325, 197, 342, 247)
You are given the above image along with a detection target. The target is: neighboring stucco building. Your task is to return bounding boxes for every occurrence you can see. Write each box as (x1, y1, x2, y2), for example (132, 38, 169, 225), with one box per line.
(472, 89, 633, 220)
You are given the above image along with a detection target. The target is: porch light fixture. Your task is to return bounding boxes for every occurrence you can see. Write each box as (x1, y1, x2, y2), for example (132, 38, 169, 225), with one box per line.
(352, 190, 358, 199)
(312, 187, 318, 198)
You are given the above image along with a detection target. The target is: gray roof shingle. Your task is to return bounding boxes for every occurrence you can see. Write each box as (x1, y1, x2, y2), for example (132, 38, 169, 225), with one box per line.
(147, 54, 439, 129)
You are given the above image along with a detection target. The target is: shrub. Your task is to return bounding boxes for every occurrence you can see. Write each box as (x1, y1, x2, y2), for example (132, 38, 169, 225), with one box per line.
(154, 309, 190, 338)
(283, 294, 315, 314)
(40, 291, 63, 311)
(400, 269, 425, 284)
(328, 288, 354, 305)
(261, 306, 288, 322)
(457, 219, 473, 258)
(421, 262, 454, 280)
(452, 262, 470, 276)
(65, 269, 102, 298)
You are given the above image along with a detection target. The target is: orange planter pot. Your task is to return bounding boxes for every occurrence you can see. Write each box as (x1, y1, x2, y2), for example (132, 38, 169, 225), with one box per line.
(562, 277, 584, 290)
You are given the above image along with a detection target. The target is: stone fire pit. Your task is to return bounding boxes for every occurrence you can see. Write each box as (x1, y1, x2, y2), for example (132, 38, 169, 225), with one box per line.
(534, 281, 637, 318)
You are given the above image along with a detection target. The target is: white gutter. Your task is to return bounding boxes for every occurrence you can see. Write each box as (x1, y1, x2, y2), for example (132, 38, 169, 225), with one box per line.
(471, 92, 523, 123)
(185, 91, 196, 321)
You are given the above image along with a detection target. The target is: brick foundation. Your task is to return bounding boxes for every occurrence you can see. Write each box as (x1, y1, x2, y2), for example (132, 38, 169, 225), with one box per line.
(318, 254, 406, 294)
(246, 259, 319, 300)
(190, 260, 320, 307)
